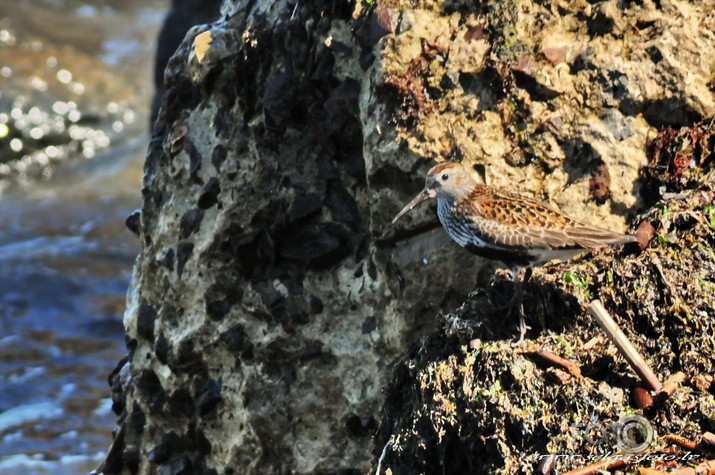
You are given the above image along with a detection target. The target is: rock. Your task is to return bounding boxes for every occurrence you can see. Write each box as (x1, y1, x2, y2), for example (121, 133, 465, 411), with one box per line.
(355, 5, 397, 49)
(263, 71, 300, 132)
(125, 210, 142, 236)
(219, 324, 252, 358)
(277, 225, 348, 268)
(589, 161, 611, 203)
(326, 180, 361, 230)
(373, 161, 715, 472)
(634, 221, 656, 250)
(539, 45, 567, 66)
(157, 249, 174, 270)
(599, 108, 633, 141)
(136, 301, 157, 342)
(175, 242, 193, 277)
(511, 55, 536, 76)
(179, 209, 203, 239)
(345, 413, 377, 437)
(210, 145, 227, 172)
(196, 379, 221, 415)
(288, 192, 323, 222)
(151, 0, 222, 123)
(100, 0, 715, 474)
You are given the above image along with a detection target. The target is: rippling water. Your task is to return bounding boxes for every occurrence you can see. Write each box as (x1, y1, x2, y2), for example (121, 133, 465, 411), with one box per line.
(0, 1, 167, 473)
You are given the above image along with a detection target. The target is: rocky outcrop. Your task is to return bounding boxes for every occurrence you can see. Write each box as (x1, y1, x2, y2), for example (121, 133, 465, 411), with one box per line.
(99, 0, 714, 473)
(373, 119, 715, 473)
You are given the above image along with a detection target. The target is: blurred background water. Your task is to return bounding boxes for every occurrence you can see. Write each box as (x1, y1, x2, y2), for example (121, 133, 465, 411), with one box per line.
(0, 1, 168, 473)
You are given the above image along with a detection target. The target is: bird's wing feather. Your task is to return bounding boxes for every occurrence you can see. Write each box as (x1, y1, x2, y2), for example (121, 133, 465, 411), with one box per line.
(463, 191, 635, 250)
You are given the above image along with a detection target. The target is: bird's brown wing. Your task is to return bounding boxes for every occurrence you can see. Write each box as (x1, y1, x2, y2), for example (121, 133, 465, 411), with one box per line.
(464, 191, 635, 250)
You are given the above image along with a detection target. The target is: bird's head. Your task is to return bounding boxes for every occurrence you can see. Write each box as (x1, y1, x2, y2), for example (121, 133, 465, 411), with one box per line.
(391, 162, 479, 224)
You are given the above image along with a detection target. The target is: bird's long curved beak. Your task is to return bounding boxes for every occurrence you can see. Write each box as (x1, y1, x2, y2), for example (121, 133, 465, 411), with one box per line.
(391, 188, 431, 224)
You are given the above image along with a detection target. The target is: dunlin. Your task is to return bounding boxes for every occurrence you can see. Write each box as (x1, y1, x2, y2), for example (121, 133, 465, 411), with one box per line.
(392, 162, 637, 342)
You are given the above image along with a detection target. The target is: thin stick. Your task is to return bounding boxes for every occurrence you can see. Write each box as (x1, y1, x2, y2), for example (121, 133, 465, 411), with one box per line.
(637, 468, 673, 475)
(522, 348, 582, 377)
(587, 300, 663, 392)
(561, 458, 628, 475)
(665, 434, 698, 450)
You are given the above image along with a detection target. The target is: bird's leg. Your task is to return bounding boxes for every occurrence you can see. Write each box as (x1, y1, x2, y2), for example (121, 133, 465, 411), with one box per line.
(523, 266, 533, 285)
(509, 267, 531, 345)
(511, 267, 532, 345)
(487, 269, 518, 310)
(488, 267, 531, 343)
(489, 267, 528, 310)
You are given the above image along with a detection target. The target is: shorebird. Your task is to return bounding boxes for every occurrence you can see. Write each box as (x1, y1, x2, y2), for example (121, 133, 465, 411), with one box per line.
(392, 162, 637, 342)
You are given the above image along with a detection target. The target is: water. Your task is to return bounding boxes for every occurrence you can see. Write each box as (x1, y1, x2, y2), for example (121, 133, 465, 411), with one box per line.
(0, 1, 167, 473)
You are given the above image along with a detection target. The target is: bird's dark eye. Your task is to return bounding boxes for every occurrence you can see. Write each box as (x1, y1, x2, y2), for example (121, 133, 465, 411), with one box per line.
(441, 173, 449, 181)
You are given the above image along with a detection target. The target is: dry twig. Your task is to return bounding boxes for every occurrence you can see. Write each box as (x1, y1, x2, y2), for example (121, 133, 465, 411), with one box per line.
(522, 348, 582, 377)
(666, 434, 698, 451)
(587, 300, 663, 391)
(561, 458, 628, 475)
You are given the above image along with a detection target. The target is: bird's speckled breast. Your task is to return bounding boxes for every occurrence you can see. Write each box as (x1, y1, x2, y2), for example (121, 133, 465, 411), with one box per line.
(437, 198, 487, 248)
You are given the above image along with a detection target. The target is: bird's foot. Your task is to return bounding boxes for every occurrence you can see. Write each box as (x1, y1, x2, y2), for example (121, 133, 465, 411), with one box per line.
(511, 311, 531, 346)
(486, 290, 519, 311)
(487, 268, 532, 344)
(486, 278, 521, 311)
(488, 290, 531, 344)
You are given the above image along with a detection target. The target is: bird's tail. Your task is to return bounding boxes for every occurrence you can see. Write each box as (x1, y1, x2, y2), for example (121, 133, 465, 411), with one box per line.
(567, 225, 638, 248)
